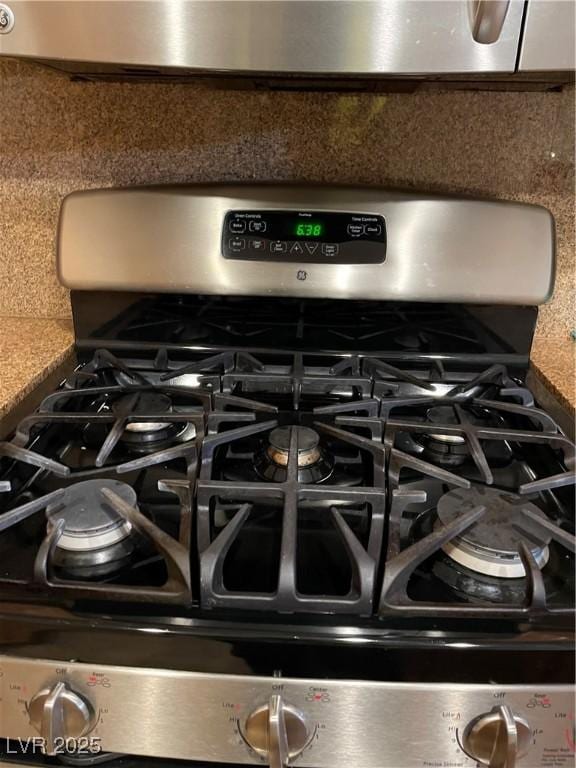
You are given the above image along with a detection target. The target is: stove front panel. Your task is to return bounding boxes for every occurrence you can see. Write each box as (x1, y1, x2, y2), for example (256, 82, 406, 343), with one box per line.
(1, 656, 574, 767)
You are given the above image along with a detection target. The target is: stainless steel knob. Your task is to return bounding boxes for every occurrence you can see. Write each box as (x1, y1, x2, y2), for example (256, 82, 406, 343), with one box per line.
(28, 682, 95, 755)
(462, 704, 531, 768)
(244, 694, 312, 768)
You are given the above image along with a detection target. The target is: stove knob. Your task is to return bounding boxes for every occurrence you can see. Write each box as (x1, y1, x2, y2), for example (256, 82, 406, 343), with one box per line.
(28, 682, 95, 755)
(462, 704, 531, 768)
(244, 694, 312, 768)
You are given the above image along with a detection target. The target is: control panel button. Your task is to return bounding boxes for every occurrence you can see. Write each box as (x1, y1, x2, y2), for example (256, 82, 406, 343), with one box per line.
(229, 219, 246, 234)
(365, 224, 382, 236)
(270, 241, 288, 254)
(290, 243, 304, 255)
(347, 224, 365, 237)
(229, 237, 246, 252)
(28, 682, 95, 755)
(249, 220, 267, 233)
(304, 242, 319, 255)
(322, 243, 339, 257)
(250, 239, 266, 251)
(462, 705, 531, 768)
(0, 4, 15, 34)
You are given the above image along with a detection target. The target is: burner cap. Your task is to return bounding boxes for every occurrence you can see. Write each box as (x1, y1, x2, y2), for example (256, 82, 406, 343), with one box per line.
(437, 486, 551, 578)
(426, 405, 466, 445)
(115, 392, 173, 435)
(268, 426, 321, 467)
(394, 331, 422, 350)
(46, 479, 136, 552)
(255, 426, 334, 484)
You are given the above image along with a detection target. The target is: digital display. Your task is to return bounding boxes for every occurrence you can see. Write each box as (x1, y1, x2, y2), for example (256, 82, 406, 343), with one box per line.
(294, 221, 324, 237)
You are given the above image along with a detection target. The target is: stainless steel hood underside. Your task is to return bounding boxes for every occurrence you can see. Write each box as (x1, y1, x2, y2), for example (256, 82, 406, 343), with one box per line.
(0, 0, 573, 89)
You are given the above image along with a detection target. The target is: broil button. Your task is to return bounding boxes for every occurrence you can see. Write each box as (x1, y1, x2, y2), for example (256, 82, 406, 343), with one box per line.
(229, 237, 246, 252)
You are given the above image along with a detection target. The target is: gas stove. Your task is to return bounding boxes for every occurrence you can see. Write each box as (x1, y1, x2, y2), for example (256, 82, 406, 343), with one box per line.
(0, 186, 574, 768)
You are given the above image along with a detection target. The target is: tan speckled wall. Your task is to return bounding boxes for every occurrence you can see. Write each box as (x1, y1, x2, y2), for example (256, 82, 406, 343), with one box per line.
(0, 58, 574, 343)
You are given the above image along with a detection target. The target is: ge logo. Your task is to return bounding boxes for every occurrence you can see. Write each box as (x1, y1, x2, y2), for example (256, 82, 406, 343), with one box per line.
(0, 4, 15, 33)
(297, 270, 307, 281)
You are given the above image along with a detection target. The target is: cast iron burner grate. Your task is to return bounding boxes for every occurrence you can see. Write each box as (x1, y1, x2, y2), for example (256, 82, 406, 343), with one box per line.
(322, 394, 575, 617)
(8, 385, 207, 474)
(0, 476, 192, 604)
(197, 416, 386, 614)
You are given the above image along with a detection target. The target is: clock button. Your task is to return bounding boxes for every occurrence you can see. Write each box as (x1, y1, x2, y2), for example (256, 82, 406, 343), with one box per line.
(365, 224, 382, 236)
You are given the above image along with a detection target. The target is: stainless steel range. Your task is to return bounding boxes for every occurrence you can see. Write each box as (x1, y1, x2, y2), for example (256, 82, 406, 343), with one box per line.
(0, 185, 574, 768)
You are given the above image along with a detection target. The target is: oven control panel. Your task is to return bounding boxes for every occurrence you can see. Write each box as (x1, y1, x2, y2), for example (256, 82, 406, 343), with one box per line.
(1, 656, 574, 767)
(222, 209, 386, 264)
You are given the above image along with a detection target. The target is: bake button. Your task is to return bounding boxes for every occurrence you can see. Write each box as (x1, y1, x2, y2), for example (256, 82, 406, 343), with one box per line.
(250, 239, 266, 251)
(322, 243, 339, 257)
(270, 241, 288, 253)
(229, 219, 246, 234)
(365, 224, 382, 236)
(229, 237, 246, 252)
(249, 220, 267, 233)
(347, 224, 364, 237)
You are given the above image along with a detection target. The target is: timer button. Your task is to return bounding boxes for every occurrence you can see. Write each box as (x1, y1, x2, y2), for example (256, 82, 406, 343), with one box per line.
(249, 220, 267, 233)
(347, 224, 364, 237)
(229, 219, 246, 234)
(322, 243, 339, 257)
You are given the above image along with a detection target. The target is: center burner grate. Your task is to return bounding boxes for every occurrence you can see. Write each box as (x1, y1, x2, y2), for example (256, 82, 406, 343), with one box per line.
(197, 419, 386, 614)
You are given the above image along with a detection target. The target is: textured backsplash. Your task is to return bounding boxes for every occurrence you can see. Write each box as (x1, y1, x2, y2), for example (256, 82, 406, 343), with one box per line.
(0, 58, 574, 342)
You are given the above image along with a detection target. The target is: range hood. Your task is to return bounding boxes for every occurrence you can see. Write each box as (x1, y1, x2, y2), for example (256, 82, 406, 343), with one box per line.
(0, 0, 574, 91)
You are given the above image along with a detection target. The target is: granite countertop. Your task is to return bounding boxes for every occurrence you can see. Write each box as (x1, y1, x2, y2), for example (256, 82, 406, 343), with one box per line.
(0, 318, 573, 439)
(0, 318, 75, 430)
(530, 337, 576, 413)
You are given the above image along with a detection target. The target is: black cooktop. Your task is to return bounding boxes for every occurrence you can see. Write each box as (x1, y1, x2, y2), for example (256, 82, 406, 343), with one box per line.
(0, 334, 573, 632)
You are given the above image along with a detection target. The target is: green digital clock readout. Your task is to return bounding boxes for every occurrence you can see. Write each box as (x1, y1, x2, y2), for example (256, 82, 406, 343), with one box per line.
(294, 222, 324, 237)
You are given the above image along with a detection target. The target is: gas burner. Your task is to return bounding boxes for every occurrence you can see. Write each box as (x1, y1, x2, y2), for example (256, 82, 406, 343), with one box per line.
(254, 426, 334, 484)
(45, 480, 138, 579)
(114, 392, 186, 448)
(436, 485, 550, 578)
(419, 405, 469, 467)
